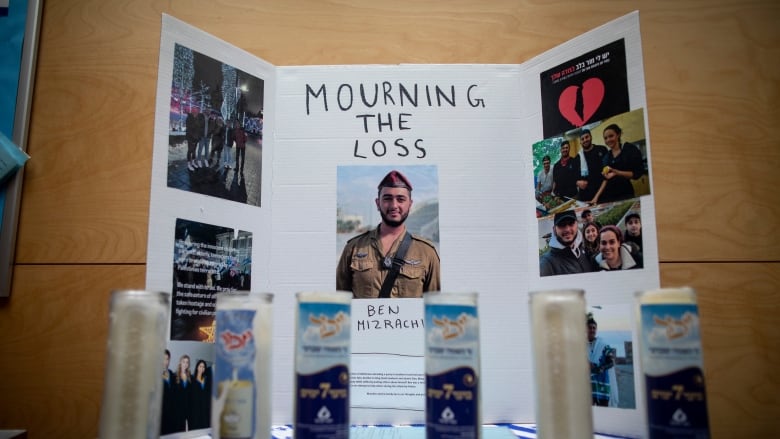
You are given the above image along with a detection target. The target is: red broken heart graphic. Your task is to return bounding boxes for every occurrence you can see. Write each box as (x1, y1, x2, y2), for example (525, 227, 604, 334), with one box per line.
(558, 77, 605, 127)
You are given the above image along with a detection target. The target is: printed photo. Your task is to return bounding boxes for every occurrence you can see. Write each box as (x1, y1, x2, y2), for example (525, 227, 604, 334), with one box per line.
(538, 198, 643, 276)
(540, 39, 629, 138)
(167, 43, 265, 206)
(160, 344, 214, 435)
(171, 218, 252, 341)
(586, 303, 637, 410)
(335, 165, 440, 299)
(533, 108, 650, 216)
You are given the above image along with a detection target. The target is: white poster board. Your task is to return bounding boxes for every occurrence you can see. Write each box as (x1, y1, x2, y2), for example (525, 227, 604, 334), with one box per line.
(147, 12, 656, 438)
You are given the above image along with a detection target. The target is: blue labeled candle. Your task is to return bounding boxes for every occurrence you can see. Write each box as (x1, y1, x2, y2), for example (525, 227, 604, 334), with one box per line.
(637, 287, 710, 439)
(425, 292, 481, 439)
(294, 291, 352, 439)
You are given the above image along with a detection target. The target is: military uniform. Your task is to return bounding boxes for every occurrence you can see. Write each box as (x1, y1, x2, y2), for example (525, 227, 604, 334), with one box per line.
(337, 225, 440, 298)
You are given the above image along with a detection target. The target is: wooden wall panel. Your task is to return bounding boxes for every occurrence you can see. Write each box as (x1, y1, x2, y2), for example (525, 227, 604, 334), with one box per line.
(0, 265, 146, 438)
(661, 263, 780, 438)
(1, 0, 778, 438)
(15, 0, 158, 264)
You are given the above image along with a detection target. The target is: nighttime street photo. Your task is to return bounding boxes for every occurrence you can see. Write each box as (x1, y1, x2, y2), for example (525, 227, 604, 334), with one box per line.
(166, 43, 265, 207)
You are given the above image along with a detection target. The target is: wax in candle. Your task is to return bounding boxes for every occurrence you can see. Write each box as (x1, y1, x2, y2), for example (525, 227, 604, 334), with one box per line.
(529, 289, 592, 439)
(98, 290, 170, 439)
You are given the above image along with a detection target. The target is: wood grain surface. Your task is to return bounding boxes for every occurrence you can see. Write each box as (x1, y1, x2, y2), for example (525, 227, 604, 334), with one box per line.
(1, 0, 778, 437)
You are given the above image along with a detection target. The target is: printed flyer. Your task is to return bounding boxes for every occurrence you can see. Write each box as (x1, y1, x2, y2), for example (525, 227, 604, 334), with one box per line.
(146, 11, 656, 438)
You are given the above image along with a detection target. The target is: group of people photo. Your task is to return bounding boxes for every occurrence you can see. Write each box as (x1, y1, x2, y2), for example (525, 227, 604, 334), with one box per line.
(167, 43, 266, 206)
(534, 108, 650, 208)
(534, 108, 649, 277)
(161, 349, 213, 435)
(539, 203, 643, 276)
(183, 109, 251, 175)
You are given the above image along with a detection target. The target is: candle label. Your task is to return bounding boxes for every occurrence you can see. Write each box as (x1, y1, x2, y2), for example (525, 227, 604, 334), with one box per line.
(215, 309, 258, 438)
(639, 303, 710, 439)
(295, 302, 351, 439)
(425, 303, 480, 439)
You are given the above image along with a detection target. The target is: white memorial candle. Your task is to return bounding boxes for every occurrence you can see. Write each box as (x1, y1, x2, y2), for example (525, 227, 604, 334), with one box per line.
(529, 289, 593, 439)
(98, 290, 170, 439)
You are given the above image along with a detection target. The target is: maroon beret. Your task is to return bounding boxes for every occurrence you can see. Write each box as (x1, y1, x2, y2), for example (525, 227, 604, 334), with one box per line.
(378, 170, 412, 191)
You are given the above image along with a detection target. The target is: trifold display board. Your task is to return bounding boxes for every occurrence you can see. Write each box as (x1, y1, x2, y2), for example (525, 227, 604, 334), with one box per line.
(146, 11, 659, 438)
